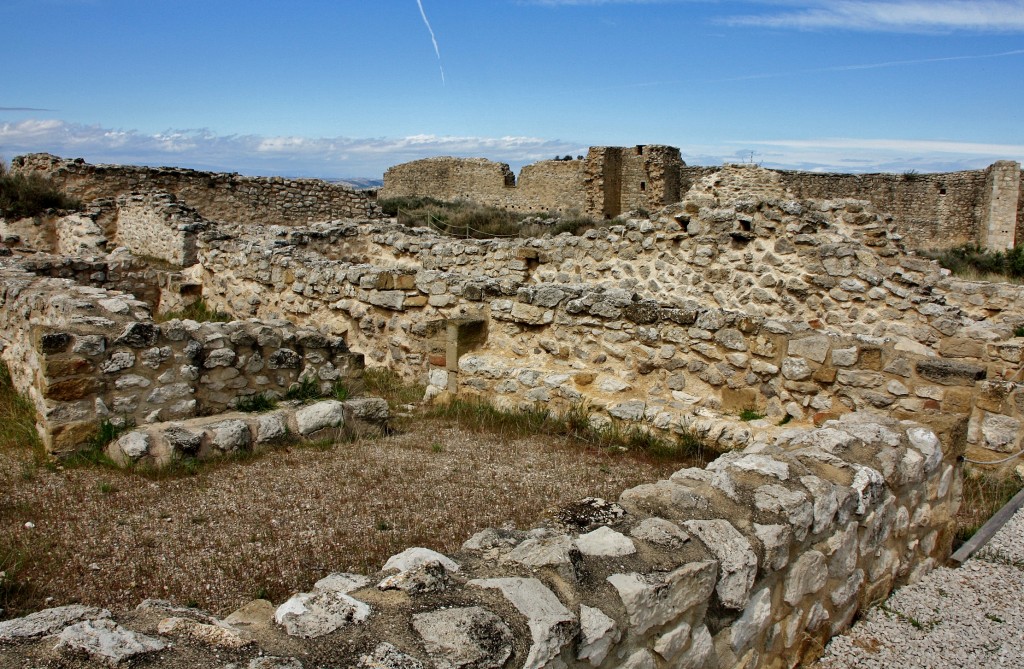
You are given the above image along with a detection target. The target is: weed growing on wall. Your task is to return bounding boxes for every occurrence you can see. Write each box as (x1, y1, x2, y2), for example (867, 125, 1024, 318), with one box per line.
(0, 159, 81, 219)
(156, 298, 231, 323)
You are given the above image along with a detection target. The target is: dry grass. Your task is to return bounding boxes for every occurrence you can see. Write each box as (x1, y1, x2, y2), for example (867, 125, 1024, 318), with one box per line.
(954, 466, 1024, 548)
(0, 416, 681, 619)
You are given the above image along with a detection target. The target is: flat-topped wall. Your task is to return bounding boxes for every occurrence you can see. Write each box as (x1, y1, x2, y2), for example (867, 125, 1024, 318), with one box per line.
(10, 153, 383, 225)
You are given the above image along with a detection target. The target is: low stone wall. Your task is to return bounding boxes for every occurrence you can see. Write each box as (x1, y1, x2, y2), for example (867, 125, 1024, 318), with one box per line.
(0, 264, 364, 454)
(10, 153, 383, 226)
(0, 412, 965, 669)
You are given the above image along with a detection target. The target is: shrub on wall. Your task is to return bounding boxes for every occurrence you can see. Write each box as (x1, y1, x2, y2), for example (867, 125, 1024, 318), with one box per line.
(0, 159, 81, 220)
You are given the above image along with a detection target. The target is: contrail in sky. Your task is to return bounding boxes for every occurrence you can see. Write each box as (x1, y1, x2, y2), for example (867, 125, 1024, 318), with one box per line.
(416, 0, 446, 85)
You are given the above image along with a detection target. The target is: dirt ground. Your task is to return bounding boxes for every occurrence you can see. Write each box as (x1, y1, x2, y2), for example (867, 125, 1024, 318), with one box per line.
(0, 419, 681, 619)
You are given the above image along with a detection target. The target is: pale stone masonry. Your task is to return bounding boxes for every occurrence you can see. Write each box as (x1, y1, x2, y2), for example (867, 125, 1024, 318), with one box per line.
(382, 147, 1021, 250)
(0, 155, 1021, 668)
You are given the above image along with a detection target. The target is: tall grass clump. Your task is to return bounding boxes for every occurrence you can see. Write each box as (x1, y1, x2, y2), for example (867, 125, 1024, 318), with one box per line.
(922, 244, 1024, 283)
(954, 468, 1024, 548)
(0, 159, 81, 220)
(0, 362, 42, 454)
(362, 368, 425, 407)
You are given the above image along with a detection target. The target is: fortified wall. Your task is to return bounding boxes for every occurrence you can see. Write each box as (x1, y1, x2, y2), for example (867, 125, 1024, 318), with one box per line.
(10, 153, 383, 226)
(384, 147, 1021, 251)
(0, 161, 1021, 667)
(380, 145, 684, 219)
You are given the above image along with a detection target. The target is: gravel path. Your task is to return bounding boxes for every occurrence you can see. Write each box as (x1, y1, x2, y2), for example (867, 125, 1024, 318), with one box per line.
(814, 506, 1024, 669)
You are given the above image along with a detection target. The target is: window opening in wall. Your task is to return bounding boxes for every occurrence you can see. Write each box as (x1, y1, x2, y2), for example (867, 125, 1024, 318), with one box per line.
(635, 145, 645, 155)
(939, 188, 947, 195)
(640, 181, 646, 192)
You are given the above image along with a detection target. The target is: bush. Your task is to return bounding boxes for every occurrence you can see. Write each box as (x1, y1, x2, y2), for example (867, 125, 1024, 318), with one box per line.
(0, 160, 81, 219)
(924, 244, 1024, 282)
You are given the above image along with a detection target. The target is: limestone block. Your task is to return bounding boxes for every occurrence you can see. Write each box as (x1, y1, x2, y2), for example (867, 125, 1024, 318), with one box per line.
(754, 523, 792, 571)
(575, 526, 636, 557)
(295, 400, 345, 435)
(256, 413, 288, 443)
(799, 475, 841, 534)
(981, 413, 1022, 453)
(788, 336, 831, 363)
(208, 419, 251, 452)
(577, 606, 619, 666)
(468, 578, 576, 669)
(274, 586, 370, 638)
(781, 357, 813, 381)
(621, 650, 657, 669)
(156, 616, 250, 649)
(915, 359, 986, 386)
(503, 535, 576, 568)
(116, 431, 151, 461)
(710, 452, 790, 480)
(411, 606, 512, 667)
(730, 587, 773, 654)
(0, 605, 110, 641)
(619, 480, 711, 519)
(55, 618, 165, 667)
(783, 550, 828, 605)
(606, 560, 717, 635)
(383, 547, 460, 574)
(630, 517, 690, 548)
(682, 519, 757, 609)
(755, 485, 813, 540)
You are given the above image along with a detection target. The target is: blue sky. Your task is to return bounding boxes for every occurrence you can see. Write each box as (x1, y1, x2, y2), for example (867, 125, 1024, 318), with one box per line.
(2, 0, 1024, 178)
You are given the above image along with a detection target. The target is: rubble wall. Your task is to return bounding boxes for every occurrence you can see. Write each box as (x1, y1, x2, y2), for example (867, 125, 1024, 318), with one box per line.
(196, 179, 1024, 461)
(10, 153, 382, 226)
(115, 191, 207, 267)
(0, 265, 363, 455)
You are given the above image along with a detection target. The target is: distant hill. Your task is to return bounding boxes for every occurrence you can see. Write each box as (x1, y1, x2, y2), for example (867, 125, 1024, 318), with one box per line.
(324, 177, 383, 190)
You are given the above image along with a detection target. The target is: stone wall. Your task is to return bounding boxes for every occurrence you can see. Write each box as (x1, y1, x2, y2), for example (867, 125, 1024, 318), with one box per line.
(196, 166, 1024, 463)
(381, 146, 684, 219)
(0, 411, 966, 669)
(115, 191, 207, 267)
(10, 153, 383, 225)
(0, 264, 364, 455)
(383, 148, 1020, 250)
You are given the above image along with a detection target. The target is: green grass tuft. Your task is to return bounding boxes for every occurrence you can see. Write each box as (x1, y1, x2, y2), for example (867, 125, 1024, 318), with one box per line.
(922, 244, 1024, 283)
(739, 407, 765, 421)
(236, 393, 277, 413)
(362, 368, 425, 407)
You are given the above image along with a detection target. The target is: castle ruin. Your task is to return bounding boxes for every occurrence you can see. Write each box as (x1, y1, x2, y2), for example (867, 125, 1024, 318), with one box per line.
(0, 152, 1021, 667)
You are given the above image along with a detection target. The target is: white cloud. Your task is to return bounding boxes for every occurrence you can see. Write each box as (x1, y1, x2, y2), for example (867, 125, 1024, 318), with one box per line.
(713, 137, 1024, 172)
(726, 1, 1024, 33)
(0, 120, 585, 177)
(2, 119, 1018, 177)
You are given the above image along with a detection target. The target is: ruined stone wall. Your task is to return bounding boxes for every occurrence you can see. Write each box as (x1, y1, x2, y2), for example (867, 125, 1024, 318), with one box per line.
(776, 168, 990, 250)
(196, 170, 1024, 462)
(10, 153, 382, 225)
(0, 263, 363, 454)
(0, 410, 965, 669)
(115, 191, 207, 267)
(381, 156, 588, 215)
(979, 161, 1022, 250)
(383, 147, 685, 219)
